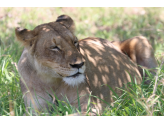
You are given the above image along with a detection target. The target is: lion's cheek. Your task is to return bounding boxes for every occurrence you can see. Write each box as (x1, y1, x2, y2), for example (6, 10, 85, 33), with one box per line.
(34, 58, 80, 77)
(43, 62, 78, 77)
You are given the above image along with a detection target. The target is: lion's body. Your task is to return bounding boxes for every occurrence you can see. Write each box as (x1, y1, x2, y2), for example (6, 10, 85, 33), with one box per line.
(18, 37, 142, 114)
(79, 37, 142, 113)
(15, 15, 157, 115)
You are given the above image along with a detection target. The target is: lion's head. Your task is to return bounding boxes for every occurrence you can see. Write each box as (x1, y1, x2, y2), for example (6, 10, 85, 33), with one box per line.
(15, 15, 86, 86)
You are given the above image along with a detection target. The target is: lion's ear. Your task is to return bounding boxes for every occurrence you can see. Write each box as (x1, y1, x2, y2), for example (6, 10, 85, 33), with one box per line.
(15, 27, 37, 47)
(56, 15, 75, 33)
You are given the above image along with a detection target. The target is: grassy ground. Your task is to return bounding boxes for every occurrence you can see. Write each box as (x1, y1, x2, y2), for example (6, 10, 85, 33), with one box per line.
(0, 7, 164, 116)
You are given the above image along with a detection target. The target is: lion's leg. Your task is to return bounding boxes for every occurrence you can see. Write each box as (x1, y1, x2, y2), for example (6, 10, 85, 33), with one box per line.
(129, 51, 137, 63)
(120, 36, 158, 83)
(112, 36, 158, 84)
(136, 47, 157, 84)
(23, 92, 52, 115)
(131, 36, 157, 80)
(20, 80, 53, 115)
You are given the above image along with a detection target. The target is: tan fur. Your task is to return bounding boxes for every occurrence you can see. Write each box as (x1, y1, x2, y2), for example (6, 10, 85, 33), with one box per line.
(15, 15, 156, 115)
(111, 36, 157, 83)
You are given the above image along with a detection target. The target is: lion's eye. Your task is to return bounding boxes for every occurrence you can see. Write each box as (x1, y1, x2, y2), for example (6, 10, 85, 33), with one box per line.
(74, 37, 79, 47)
(49, 46, 61, 51)
(74, 41, 78, 47)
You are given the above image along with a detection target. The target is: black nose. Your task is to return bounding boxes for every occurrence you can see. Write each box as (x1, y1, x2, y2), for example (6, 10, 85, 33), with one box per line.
(70, 62, 84, 69)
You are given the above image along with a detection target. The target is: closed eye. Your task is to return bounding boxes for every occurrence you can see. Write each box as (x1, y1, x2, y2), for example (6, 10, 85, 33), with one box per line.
(74, 41, 78, 47)
(49, 46, 61, 51)
(74, 37, 79, 47)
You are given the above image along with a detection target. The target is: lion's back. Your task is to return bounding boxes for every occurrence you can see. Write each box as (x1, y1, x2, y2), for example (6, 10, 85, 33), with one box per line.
(79, 37, 141, 111)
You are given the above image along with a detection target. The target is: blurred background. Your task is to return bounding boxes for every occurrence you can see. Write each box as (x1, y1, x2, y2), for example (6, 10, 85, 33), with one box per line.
(0, 7, 164, 116)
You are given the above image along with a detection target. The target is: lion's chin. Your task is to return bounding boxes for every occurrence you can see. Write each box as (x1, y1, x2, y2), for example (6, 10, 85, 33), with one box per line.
(63, 74, 85, 87)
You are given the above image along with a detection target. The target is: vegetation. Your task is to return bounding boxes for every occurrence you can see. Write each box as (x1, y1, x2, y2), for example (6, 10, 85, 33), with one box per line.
(0, 7, 164, 116)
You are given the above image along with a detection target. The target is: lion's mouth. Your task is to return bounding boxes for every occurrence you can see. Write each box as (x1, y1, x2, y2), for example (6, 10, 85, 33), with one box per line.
(67, 72, 82, 78)
(63, 72, 85, 87)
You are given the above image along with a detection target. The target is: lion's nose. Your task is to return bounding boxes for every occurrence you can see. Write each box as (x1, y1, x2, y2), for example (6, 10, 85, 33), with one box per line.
(70, 62, 84, 69)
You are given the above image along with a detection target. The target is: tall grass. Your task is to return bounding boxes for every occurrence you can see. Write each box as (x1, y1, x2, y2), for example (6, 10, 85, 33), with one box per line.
(0, 7, 164, 116)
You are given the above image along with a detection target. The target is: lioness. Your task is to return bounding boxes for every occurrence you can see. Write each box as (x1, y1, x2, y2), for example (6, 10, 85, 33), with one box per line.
(15, 15, 157, 115)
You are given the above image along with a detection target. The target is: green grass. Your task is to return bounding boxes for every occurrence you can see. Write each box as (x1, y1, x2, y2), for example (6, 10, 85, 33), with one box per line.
(102, 70, 164, 116)
(0, 7, 164, 116)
